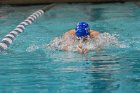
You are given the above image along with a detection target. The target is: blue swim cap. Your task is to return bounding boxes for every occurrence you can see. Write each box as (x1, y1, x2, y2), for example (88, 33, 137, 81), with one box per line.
(75, 22, 90, 38)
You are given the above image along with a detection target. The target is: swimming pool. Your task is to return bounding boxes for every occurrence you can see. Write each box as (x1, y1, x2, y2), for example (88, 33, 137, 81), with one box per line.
(0, 2, 140, 93)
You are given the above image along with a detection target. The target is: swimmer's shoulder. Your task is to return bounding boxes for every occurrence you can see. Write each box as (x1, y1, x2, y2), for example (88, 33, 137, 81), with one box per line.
(90, 30, 100, 38)
(64, 29, 75, 36)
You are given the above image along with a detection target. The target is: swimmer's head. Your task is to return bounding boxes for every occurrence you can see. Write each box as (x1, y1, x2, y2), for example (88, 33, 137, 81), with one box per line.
(75, 22, 90, 38)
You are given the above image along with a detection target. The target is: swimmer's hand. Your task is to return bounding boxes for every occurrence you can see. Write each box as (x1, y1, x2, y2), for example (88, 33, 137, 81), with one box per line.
(63, 45, 88, 54)
(77, 45, 88, 54)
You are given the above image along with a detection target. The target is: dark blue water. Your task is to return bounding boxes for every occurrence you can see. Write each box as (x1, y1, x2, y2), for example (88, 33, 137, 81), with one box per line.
(0, 2, 140, 93)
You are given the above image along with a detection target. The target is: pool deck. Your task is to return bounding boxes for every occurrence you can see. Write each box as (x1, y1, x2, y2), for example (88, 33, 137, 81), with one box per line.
(136, 2, 140, 5)
(0, 0, 134, 5)
(136, 2, 140, 6)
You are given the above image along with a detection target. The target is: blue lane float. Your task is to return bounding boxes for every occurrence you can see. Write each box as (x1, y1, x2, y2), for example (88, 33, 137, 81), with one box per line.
(0, 4, 55, 52)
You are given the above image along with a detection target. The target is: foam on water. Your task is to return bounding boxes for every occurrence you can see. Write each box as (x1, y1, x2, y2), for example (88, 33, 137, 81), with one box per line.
(26, 44, 40, 52)
(26, 32, 128, 53)
(47, 32, 128, 51)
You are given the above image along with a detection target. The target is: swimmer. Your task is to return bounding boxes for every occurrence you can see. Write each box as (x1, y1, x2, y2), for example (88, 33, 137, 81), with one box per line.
(64, 22, 101, 54)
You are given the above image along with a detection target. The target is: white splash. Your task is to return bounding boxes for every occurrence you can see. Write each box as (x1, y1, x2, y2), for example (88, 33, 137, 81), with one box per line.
(46, 32, 128, 51)
(26, 44, 39, 52)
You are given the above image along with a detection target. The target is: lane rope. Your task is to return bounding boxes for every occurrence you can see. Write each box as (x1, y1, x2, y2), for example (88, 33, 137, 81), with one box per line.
(0, 4, 55, 52)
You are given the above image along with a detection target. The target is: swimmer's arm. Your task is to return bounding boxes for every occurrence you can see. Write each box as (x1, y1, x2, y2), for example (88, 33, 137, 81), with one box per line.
(64, 29, 75, 36)
(64, 29, 76, 43)
(90, 30, 104, 51)
(63, 30, 75, 51)
(90, 30, 100, 38)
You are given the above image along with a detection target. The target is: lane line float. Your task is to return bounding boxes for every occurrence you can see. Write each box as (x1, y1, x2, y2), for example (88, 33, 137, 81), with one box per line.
(0, 4, 55, 52)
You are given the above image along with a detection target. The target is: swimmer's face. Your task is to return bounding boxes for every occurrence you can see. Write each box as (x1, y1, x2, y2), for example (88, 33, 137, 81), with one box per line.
(77, 36, 89, 42)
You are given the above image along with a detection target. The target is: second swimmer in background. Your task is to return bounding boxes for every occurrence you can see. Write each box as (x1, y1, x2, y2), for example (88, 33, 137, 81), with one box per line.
(64, 22, 102, 54)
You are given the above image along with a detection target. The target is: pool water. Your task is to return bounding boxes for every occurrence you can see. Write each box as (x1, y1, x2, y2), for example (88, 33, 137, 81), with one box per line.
(0, 2, 140, 93)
